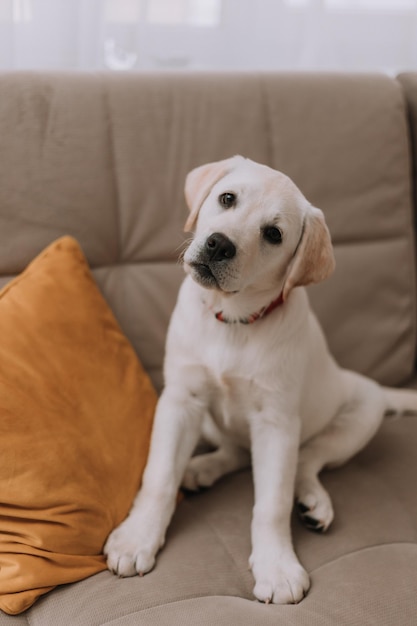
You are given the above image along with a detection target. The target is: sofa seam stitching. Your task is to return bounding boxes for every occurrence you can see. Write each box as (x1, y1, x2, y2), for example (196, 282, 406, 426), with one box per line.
(98, 592, 254, 625)
(309, 540, 417, 576)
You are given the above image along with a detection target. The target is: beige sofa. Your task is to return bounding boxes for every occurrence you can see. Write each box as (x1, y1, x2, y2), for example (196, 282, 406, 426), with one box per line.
(0, 71, 417, 624)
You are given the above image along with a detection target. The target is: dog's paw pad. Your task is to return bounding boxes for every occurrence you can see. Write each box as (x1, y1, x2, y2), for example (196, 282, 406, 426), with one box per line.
(296, 506, 327, 533)
(295, 484, 334, 532)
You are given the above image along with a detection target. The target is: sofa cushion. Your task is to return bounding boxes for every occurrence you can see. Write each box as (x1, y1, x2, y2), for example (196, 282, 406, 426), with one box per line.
(0, 237, 156, 615)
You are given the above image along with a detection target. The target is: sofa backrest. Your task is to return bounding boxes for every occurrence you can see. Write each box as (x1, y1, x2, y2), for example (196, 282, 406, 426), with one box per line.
(0, 72, 415, 391)
(399, 73, 417, 235)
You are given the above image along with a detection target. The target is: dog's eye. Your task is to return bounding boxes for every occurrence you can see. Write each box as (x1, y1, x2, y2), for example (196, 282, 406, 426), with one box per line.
(263, 226, 283, 245)
(219, 192, 236, 209)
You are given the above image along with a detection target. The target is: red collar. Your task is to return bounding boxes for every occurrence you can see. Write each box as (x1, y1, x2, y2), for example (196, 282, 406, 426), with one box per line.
(214, 292, 284, 324)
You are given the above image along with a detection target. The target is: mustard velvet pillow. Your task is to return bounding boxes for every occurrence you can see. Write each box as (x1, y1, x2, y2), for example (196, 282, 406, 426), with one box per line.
(0, 237, 157, 615)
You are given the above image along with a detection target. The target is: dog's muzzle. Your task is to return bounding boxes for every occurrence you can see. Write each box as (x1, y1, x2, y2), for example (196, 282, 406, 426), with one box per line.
(186, 232, 237, 290)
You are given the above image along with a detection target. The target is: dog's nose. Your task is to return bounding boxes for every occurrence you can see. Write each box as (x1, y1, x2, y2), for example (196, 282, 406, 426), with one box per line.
(205, 233, 236, 262)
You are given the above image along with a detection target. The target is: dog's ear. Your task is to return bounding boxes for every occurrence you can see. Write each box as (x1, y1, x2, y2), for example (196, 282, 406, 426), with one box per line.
(282, 206, 335, 300)
(184, 156, 244, 232)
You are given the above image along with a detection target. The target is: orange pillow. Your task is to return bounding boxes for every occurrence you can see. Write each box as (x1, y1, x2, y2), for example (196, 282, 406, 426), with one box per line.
(0, 236, 157, 615)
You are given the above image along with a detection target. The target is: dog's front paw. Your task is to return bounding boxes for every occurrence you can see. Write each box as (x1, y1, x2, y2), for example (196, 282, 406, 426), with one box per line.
(250, 552, 310, 604)
(104, 515, 162, 578)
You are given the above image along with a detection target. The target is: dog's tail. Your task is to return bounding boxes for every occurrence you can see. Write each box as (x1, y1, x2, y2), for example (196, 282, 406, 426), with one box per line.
(383, 386, 417, 416)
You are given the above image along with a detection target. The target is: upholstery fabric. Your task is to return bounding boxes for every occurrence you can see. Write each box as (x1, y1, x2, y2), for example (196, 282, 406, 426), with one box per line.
(0, 237, 156, 614)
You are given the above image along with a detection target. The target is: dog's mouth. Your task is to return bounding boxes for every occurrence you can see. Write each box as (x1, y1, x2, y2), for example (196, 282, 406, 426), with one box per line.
(188, 262, 219, 289)
(187, 262, 240, 295)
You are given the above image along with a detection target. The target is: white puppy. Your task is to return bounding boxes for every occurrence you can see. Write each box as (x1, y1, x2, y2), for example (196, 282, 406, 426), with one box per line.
(105, 156, 417, 604)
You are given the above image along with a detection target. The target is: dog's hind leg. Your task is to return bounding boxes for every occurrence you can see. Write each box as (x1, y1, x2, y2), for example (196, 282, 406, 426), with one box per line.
(181, 414, 251, 491)
(295, 371, 385, 532)
(182, 442, 250, 491)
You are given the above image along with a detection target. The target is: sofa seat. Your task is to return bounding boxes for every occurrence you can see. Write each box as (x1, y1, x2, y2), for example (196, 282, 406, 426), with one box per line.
(0, 412, 414, 625)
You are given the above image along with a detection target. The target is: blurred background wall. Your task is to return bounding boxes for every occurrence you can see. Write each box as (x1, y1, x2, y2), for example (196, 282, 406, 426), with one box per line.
(0, 0, 416, 73)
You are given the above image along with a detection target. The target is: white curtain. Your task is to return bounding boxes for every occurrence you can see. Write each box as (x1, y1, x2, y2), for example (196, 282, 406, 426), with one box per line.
(1, 0, 417, 73)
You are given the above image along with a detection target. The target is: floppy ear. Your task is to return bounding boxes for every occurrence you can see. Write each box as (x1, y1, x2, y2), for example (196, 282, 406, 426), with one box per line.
(184, 156, 244, 232)
(282, 206, 335, 301)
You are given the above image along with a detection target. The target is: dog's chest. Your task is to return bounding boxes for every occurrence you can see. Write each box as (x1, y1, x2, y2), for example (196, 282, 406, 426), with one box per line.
(208, 373, 258, 445)
(202, 330, 266, 445)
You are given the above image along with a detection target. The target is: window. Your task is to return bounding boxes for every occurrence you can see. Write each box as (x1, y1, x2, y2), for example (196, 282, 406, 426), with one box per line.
(326, 0, 417, 10)
(0, 0, 32, 22)
(284, 0, 417, 8)
(104, 0, 221, 26)
(1, 0, 417, 73)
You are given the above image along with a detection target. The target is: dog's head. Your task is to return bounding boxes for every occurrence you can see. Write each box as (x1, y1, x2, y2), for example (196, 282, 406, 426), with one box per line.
(183, 156, 335, 301)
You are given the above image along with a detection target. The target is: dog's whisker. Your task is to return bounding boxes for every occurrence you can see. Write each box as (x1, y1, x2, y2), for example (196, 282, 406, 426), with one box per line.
(174, 238, 192, 254)
(175, 238, 194, 266)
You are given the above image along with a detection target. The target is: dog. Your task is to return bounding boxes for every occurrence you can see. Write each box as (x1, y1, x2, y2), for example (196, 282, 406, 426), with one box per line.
(104, 155, 417, 604)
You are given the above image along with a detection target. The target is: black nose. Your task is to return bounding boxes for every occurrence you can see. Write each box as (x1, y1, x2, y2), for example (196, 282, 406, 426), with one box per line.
(205, 233, 236, 262)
